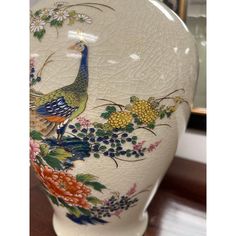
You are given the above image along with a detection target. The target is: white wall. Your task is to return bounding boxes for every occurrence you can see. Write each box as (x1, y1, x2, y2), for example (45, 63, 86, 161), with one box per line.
(176, 129, 206, 163)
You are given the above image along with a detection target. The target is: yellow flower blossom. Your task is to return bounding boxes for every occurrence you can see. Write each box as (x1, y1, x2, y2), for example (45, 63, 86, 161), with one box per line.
(131, 100, 158, 124)
(108, 111, 132, 128)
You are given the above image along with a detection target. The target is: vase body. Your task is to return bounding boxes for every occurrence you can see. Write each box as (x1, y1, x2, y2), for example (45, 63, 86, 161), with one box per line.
(30, 0, 198, 235)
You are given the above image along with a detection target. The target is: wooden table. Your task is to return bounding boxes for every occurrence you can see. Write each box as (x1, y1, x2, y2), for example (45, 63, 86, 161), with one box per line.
(30, 157, 206, 236)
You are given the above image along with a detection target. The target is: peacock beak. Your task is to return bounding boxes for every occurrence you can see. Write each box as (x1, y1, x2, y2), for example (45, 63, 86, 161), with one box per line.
(68, 44, 80, 52)
(68, 41, 85, 53)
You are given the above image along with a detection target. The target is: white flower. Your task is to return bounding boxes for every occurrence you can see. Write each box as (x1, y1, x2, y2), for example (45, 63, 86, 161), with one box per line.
(39, 8, 54, 17)
(52, 10, 69, 21)
(77, 13, 92, 24)
(30, 18, 46, 32)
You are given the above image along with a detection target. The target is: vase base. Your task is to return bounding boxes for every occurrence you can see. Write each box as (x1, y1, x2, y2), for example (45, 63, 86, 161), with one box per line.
(53, 212, 148, 236)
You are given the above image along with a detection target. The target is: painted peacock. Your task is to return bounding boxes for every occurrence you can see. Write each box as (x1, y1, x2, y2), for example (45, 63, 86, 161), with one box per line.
(30, 41, 89, 140)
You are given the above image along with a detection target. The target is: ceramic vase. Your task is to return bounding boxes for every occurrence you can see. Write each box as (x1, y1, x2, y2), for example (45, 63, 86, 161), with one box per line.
(30, 0, 198, 235)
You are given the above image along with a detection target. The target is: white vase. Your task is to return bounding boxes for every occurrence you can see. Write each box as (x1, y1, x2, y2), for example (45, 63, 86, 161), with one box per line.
(30, 0, 198, 235)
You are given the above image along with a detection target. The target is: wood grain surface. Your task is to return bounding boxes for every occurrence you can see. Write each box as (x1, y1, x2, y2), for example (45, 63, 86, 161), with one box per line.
(30, 157, 206, 236)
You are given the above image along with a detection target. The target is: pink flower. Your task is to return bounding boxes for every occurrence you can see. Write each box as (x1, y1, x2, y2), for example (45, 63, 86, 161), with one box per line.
(147, 140, 162, 152)
(126, 183, 137, 196)
(76, 117, 91, 128)
(103, 199, 109, 205)
(30, 57, 36, 68)
(30, 139, 40, 161)
(133, 141, 145, 151)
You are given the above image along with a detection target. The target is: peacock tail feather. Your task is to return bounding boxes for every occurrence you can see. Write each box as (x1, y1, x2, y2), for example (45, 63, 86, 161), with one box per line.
(30, 44, 89, 137)
(30, 89, 57, 136)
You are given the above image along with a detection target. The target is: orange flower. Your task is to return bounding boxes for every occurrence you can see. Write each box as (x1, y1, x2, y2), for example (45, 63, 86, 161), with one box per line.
(32, 162, 91, 208)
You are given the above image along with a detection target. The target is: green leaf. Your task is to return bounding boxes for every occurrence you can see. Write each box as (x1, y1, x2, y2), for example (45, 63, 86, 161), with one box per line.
(50, 148, 72, 161)
(159, 112, 165, 119)
(93, 122, 103, 129)
(43, 155, 63, 170)
(68, 17, 76, 25)
(86, 181, 107, 192)
(75, 123, 81, 130)
(134, 117, 143, 125)
(69, 10, 77, 17)
(166, 112, 172, 118)
(87, 196, 102, 205)
(41, 15, 51, 21)
(116, 142, 121, 147)
(147, 123, 155, 129)
(125, 124, 134, 133)
(34, 10, 42, 16)
(130, 96, 139, 103)
(33, 29, 46, 40)
(48, 194, 59, 206)
(50, 19, 63, 27)
(67, 206, 81, 217)
(77, 206, 91, 216)
(39, 144, 49, 157)
(99, 146, 107, 151)
(58, 198, 82, 217)
(105, 130, 113, 136)
(94, 153, 100, 158)
(126, 149, 132, 154)
(30, 130, 43, 140)
(96, 129, 106, 137)
(106, 106, 116, 113)
(78, 133, 85, 138)
(76, 174, 97, 183)
(68, 11, 77, 25)
(101, 112, 111, 119)
(126, 149, 132, 157)
(131, 136, 138, 140)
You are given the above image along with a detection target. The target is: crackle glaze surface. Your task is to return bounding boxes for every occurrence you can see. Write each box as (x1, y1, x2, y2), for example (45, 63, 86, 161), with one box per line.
(30, 0, 198, 235)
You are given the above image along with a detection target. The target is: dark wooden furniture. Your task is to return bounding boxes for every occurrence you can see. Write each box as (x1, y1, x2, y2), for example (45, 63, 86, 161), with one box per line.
(30, 157, 206, 236)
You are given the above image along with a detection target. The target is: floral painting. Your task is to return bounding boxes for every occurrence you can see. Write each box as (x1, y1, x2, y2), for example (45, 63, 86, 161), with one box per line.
(30, 2, 115, 40)
(30, 3, 189, 224)
(30, 51, 187, 224)
(31, 157, 151, 224)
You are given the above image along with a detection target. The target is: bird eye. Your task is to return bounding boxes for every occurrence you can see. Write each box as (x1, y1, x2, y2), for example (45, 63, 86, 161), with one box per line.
(76, 42, 85, 51)
(80, 44, 85, 51)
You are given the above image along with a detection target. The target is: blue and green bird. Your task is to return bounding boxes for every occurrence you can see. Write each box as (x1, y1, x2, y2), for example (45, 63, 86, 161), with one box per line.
(30, 41, 89, 140)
